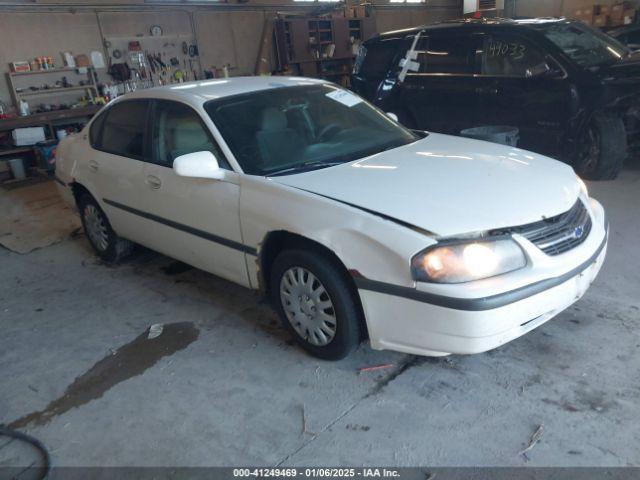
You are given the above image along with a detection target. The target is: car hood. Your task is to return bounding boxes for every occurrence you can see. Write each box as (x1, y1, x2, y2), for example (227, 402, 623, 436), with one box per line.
(272, 133, 580, 237)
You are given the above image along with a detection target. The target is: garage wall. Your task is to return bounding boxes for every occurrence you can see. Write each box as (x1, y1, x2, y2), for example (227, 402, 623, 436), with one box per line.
(0, 12, 105, 106)
(513, 0, 640, 18)
(0, 0, 462, 106)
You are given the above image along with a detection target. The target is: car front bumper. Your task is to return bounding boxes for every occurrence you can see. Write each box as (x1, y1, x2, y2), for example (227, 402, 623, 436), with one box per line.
(357, 198, 608, 357)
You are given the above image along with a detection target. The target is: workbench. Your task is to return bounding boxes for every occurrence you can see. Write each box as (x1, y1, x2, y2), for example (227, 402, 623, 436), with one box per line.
(0, 105, 101, 183)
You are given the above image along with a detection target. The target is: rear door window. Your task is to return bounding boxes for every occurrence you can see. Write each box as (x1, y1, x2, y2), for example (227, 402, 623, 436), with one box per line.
(358, 39, 404, 77)
(89, 110, 107, 148)
(100, 100, 149, 160)
(481, 34, 547, 77)
(416, 34, 479, 75)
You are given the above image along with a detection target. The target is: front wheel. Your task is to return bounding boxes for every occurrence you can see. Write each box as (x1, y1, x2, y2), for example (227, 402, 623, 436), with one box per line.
(78, 194, 134, 263)
(575, 113, 627, 180)
(270, 250, 362, 360)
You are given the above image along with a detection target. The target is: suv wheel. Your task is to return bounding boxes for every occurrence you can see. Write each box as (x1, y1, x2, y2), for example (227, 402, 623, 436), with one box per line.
(575, 113, 627, 180)
(78, 194, 134, 263)
(270, 249, 362, 360)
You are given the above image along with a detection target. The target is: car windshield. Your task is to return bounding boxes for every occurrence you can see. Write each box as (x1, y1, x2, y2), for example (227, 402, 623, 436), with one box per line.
(537, 22, 630, 68)
(204, 84, 419, 176)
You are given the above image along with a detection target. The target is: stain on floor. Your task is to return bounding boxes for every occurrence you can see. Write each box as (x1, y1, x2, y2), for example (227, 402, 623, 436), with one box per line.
(9, 322, 199, 429)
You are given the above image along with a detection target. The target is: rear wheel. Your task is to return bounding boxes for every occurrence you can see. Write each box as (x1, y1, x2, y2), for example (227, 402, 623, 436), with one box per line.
(575, 113, 627, 180)
(78, 194, 134, 263)
(270, 249, 361, 360)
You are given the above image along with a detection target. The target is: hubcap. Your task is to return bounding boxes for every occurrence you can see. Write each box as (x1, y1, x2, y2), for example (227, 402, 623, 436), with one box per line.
(84, 204, 109, 252)
(279, 266, 337, 346)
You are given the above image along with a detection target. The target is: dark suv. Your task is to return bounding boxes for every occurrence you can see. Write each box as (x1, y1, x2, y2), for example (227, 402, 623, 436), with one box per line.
(352, 18, 640, 180)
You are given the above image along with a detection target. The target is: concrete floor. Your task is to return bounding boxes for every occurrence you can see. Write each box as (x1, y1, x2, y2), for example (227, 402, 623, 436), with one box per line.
(1, 169, 639, 467)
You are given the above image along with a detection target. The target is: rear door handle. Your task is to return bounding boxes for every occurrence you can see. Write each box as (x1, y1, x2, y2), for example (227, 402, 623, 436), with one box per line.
(88, 160, 99, 172)
(146, 175, 162, 190)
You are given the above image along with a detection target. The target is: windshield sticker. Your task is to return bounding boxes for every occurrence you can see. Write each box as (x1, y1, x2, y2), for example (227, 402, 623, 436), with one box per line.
(325, 89, 363, 107)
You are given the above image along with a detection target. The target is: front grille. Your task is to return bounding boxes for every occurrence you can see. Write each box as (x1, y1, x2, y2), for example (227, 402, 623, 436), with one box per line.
(493, 200, 592, 256)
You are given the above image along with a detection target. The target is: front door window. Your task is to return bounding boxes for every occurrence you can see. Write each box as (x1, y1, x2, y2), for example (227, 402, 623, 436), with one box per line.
(481, 34, 547, 77)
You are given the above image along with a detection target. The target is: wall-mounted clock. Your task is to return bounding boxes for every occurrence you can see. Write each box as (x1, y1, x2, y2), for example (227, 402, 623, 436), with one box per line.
(150, 25, 163, 37)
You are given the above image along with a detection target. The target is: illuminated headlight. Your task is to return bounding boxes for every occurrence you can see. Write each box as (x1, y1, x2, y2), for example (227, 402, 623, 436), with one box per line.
(411, 239, 527, 284)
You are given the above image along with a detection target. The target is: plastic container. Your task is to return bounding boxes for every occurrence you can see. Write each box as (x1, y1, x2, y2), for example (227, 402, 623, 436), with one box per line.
(8, 158, 26, 180)
(460, 125, 520, 147)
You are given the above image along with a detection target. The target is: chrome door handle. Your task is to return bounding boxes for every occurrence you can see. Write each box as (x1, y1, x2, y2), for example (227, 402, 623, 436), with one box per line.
(146, 175, 162, 189)
(88, 160, 99, 172)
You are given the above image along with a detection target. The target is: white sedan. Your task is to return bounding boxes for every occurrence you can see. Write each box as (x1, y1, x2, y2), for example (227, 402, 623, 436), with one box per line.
(54, 77, 608, 360)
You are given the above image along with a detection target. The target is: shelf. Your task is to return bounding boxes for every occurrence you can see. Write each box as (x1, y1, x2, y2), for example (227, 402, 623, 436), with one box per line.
(10, 67, 89, 77)
(290, 56, 354, 64)
(18, 86, 96, 98)
(0, 146, 33, 157)
(0, 105, 101, 132)
(104, 34, 194, 40)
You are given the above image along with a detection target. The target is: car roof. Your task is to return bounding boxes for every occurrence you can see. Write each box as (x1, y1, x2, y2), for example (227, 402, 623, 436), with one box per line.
(116, 76, 326, 107)
(375, 17, 574, 40)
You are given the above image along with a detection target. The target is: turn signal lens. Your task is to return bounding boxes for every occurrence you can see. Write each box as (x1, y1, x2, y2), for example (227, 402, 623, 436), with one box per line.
(412, 239, 527, 284)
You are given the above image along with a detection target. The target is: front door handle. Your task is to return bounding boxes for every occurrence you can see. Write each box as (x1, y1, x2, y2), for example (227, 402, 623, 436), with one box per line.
(88, 160, 99, 172)
(146, 175, 162, 190)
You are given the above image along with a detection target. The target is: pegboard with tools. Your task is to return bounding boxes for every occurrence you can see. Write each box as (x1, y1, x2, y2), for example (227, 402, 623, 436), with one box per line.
(103, 33, 201, 87)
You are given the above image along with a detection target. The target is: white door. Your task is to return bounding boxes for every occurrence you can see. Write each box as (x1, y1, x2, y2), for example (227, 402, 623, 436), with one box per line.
(85, 99, 159, 247)
(138, 100, 250, 287)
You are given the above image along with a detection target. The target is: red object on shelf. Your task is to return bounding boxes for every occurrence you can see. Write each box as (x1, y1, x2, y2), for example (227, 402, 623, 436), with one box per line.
(473, 11, 482, 19)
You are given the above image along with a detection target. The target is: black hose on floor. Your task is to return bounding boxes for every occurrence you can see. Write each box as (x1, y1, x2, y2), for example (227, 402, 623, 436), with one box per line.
(0, 424, 51, 480)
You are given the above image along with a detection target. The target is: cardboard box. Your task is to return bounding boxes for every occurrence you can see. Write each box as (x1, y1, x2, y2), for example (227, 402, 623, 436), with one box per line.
(12, 127, 45, 146)
(353, 6, 366, 18)
(574, 12, 594, 24)
(574, 5, 600, 24)
(611, 2, 632, 24)
(623, 8, 637, 24)
(593, 14, 610, 27)
(9, 61, 31, 73)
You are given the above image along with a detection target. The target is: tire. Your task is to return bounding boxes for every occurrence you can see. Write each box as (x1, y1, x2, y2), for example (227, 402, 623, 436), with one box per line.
(270, 249, 362, 360)
(575, 113, 627, 180)
(78, 193, 134, 263)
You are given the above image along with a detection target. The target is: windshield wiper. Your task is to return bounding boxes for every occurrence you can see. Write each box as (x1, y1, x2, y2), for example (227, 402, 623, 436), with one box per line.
(267, 160, 345, 177)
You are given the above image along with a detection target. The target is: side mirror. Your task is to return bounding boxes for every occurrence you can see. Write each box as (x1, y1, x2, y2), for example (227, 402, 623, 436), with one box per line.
(386, 112, 399, 122)
(526, 61, 563, 79)
(173, 151, 224, 180)
(526, 62, 551, 78)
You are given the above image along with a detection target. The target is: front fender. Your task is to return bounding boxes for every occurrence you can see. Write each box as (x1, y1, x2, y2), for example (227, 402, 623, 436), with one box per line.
(240, 176, 436, 291)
